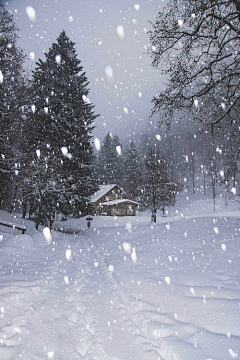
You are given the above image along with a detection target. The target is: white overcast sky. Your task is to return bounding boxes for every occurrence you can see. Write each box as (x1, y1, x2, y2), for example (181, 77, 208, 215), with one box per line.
(4, 0, 166, 143)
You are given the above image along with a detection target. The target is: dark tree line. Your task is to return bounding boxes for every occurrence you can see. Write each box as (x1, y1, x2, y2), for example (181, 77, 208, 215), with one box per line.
(1, 1, 238, 227)
(0, 2, 26, 211)
(94, 132, 180, 222)
(95, 119, 238, 221)
(0, 3, 98, 228)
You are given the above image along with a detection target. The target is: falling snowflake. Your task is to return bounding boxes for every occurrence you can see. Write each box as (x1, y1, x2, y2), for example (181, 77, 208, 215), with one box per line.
(68, 15, 74, 22)
(105, 65, 114, 81)
(43, 227, 52, 244)
(25, 6, 36, 21)
(116, 145, 121, 156)
(122, 242, 132, 254)
(65, 249, 72, 261)
(47, 351, 55, 359)
(221, 244, 226, 251)
(117, 25, 125, 39)
(165, 276, 171, 285)
(229, 348, 238, 359)
(194, 99, 198, 107)
(94, 138, 101, 151)
(61, 146, 68, 156)
(131, 247, 137, 263)
(108, 265, 114, 273)
(190, 287, 195, 295)
(214, 227, 219, 234)
(55, 54, 61, 64)
(134, 4, 140, 11)
(64, 276, 69, 285)
(30, 52, 35, 61)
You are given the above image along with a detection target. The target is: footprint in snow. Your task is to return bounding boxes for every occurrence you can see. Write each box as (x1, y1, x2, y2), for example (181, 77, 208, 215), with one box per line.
(67, 312, 79, 324)
(65, 294, 76, 303)
(51, 311, 62, 319)
(75, 330, 93, 356)
(86, 323, 96, 336)
(75, 342, 91, 357)
(86, 294, 95, 299)
(76, 305, 86, 314)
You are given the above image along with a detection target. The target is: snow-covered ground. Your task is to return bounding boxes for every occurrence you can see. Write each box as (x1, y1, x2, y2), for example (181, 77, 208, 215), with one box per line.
(0, 194, 240, 360)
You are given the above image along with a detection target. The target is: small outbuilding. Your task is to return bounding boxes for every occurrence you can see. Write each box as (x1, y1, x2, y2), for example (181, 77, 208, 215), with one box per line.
(89, 184, 139, 216)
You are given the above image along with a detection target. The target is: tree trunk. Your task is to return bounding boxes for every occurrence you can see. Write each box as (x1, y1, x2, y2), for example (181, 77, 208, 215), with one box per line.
(29, 198, 35, 219)
(22, 201, 27, 219)
(203, 171, 206, 195)
(10, 185, 18, 213)
(151, 210, 156, 223)
(191, 154, 195, 195)
(211, 171, 216, 212)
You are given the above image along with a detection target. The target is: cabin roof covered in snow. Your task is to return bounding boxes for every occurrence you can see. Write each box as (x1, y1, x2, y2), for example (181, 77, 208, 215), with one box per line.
(90, 184, 126, 203)
(100, 199, 139, 206)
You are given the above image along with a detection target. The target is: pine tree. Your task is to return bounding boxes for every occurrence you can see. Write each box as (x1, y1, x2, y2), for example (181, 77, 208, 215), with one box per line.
(24, 30, 98, 226)
(123, 141, 141, 199)
(0, 2, 26, 210)
(96, 133, 124, 186)
(97, 133, 114, 184)
(112, 134, 124, 186)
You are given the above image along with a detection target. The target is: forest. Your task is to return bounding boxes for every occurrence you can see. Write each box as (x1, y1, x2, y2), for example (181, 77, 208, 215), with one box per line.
(1, 0, 240, 227)
(1, 2, 240, 358)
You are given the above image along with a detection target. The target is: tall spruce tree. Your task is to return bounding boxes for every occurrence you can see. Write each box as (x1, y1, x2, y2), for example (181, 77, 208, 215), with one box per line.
(112, 134, 123, 186)
(0, 2, 26, 210)
(25, 30, 98, 226)
(96, 133, 114, 185)
(96, 133, 124, 186)
(96, 133, 114, 184)
(123, 141, 141, 199)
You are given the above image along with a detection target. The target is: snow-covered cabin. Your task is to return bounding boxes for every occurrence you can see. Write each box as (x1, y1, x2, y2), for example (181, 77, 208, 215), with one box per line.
(89, 184, 139, 216)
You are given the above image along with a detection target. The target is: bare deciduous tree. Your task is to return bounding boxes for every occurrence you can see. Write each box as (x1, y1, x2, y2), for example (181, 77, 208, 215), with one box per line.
(149, 0, 240, 177)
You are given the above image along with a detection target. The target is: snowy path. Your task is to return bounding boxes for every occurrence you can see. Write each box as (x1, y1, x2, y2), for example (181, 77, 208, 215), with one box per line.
(0, 202, 240, 359)
(0, 230, 148, 359)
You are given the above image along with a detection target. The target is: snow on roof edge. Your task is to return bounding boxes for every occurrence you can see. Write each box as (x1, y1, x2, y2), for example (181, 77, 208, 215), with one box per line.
(90, 184, 117, 203)
(100, 199, 140, 206)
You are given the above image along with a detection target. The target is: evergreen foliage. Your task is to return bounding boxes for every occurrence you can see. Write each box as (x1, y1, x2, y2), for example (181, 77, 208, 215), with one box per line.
(1, 2, 236, 224)
(123, 141, 141, 199)
(112, 134, 123, 185)
(24, 30, 98, 226)
(0, 2, 26, 211)
(96, 133, 123, 186)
